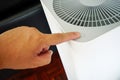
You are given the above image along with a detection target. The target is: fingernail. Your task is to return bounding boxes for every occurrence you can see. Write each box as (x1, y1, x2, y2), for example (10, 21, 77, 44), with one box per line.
(50, 50, 53, 55)
(73, 32, 80, 37)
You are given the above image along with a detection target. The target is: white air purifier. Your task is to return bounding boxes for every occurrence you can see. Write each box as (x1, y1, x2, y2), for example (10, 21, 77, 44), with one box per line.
(40, 0, 120, 80)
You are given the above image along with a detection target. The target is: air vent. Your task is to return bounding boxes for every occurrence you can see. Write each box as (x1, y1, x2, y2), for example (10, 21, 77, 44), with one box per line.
(53, 0, 120, 27)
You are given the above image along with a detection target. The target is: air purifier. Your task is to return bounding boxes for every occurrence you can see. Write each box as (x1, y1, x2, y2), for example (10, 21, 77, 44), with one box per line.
(40, 0, 120, 80)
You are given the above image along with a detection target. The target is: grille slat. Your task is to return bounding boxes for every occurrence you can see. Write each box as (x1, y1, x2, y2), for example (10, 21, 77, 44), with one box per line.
(53, 0, 120, 27)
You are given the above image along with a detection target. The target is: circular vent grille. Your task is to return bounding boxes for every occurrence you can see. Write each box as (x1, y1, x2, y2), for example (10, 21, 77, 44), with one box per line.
(53, 0, 120, 27)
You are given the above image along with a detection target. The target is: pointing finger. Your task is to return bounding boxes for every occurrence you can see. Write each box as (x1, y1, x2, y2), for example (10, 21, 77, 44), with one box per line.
(44, 32, 80, 45)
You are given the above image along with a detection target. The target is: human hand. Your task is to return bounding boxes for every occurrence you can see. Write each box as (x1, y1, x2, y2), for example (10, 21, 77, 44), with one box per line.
(0, 26, 80, 69)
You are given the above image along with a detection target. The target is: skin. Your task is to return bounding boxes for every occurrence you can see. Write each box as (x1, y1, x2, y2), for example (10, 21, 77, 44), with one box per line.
(0, 26, 80, 70)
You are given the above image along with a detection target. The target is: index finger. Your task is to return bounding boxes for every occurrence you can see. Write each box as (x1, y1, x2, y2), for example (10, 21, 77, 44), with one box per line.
(44, 32, 80, 45)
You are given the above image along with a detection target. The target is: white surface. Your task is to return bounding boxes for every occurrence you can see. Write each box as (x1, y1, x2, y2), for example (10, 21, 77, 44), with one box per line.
(58, 21, 120, 80)
(67, 27, 120, 80)
(41, 1, 120, 80)
(40, 0, 120, 42)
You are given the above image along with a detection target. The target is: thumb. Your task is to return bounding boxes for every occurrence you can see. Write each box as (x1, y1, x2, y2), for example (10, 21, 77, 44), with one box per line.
(35, 50, 53, 66)
(44, 32, 80, 45)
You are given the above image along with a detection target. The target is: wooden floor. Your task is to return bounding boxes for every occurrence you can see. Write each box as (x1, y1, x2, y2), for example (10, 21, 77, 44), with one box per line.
(6, 52, 68, 80)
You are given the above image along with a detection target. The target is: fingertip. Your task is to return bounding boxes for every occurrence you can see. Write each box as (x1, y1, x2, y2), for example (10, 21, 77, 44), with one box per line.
(74, 32, 80, 36)
(40, 50, 53, 58)
(35, 50, 53, 66)
(70, 32, 80, 38)
(65, 32, 80, 40)
(44, 50, 53, 64)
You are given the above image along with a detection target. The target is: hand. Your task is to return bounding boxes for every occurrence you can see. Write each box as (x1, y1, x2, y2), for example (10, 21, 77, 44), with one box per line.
(0, 26, 80, 69)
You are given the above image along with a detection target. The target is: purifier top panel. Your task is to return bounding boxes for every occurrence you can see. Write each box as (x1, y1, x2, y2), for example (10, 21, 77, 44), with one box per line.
(53, 0, 120, 27)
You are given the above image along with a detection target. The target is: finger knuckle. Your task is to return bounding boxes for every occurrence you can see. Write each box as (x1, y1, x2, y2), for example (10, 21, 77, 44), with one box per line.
(55, 33, 64, 40)
(30, 27, 38, 31)
(18, 26, 30, 29)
